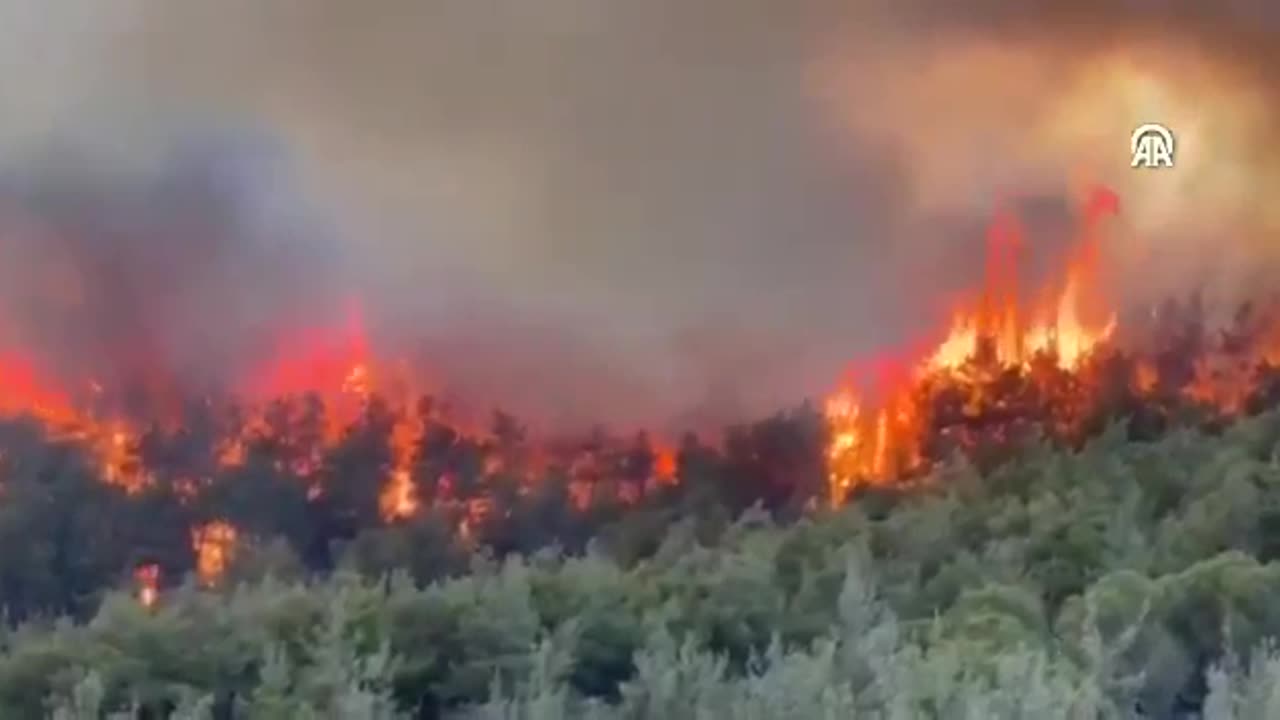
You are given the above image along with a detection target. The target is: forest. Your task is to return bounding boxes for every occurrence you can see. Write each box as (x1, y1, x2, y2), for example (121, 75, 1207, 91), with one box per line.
(0, 192, 1276, 718)
(2, 0, 1277, 714)
(7, 385, 1280, 717)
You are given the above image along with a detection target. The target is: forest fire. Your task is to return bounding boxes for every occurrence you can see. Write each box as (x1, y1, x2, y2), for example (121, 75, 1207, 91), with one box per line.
(0, 291, 689, 591)
(824, 185, 1280, 504)
(825, 187, 1122, 503)
(4, 180, 1280, 597)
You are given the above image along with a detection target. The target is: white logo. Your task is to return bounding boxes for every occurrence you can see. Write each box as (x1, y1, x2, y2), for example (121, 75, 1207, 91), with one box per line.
(1131, 123, 1175, 169)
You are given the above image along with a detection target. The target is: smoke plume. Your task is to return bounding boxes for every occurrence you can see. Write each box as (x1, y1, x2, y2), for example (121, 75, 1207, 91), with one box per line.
(0, 0, 1277, 429)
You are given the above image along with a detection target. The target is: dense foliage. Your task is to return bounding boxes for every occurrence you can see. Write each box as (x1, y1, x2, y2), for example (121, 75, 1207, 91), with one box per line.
(0, 399, 834, 621)
(10, 408, 1280, 717)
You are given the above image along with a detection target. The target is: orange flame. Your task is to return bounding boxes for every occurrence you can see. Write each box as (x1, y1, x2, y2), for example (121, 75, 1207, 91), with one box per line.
(191, 520, 238, 586)
(826, 188, 1121, 504)
(381, 400, 423, 521)
(0, 352, 147, 493)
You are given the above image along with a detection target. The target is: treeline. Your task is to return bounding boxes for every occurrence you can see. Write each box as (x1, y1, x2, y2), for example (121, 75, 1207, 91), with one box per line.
(5, 323, 1280, 623)
(0, 399, 832, 621)
(14, 411, 1280, 717)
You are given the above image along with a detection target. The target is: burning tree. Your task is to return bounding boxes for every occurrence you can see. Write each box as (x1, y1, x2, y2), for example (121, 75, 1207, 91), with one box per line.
(825, 186, 1280, 503)
(0, 181, 1279, 614)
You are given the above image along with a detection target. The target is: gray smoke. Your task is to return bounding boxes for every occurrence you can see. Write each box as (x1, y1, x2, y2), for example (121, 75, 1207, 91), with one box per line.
(0, 0, 1276, 429)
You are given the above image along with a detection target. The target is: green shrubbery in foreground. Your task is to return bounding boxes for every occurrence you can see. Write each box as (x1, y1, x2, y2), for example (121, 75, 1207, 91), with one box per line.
(21, 412, 1280, 717)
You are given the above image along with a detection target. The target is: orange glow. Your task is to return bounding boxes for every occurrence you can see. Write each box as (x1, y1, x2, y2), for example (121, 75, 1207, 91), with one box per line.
(652, 446, 678, 485)
(0, 273, 687, 541)
(380, 400, 423, 521)
(826, 187, 1121, 504)
(191, 520, 238, 586)
(11, 179, 1280, 555)
(236, 302, 373, 445)
(134, 564, 159, 608)
(373, 368, 424, 520)
(926, 188, 1118, 374)
(0, 352, 147, 493)
(825, 378, 921, 504)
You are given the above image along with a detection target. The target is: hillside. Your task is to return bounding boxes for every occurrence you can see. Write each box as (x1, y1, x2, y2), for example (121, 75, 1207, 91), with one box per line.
(13, 410, 1280, 717)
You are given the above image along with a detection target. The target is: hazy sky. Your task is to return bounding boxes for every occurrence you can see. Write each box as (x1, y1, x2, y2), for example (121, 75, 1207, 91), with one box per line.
(0, 1, 1276, 429)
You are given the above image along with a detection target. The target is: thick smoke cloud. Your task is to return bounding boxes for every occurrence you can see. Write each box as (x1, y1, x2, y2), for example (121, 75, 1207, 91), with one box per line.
(819, 1, 1280, 314)
(0, 137, 352, 409)
(0, 1, 1276, 429)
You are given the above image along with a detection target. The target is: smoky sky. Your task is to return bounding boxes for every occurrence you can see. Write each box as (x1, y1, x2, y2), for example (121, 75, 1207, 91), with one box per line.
(0, 0, 1277, 429)
(0, 135, 352, 399)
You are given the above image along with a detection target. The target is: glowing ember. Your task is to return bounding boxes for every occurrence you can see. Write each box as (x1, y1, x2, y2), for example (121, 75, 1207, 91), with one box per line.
(134, 564, 159, 608)
(652, 446, 678, 485)
(191, 521, 238, 586)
